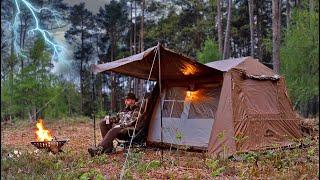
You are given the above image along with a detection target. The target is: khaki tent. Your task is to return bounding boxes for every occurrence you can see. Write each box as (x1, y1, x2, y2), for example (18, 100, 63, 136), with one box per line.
(205, 57, 302, 157)
(91, 44, 302, 156)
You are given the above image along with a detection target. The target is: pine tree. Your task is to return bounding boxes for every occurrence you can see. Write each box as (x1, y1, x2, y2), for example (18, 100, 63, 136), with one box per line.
(65, 3, 94, 114)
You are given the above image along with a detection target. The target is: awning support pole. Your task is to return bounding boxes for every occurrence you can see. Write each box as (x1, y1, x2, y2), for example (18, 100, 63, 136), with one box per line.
(157, 42, 163, 165)
(91, 72, 96, 147)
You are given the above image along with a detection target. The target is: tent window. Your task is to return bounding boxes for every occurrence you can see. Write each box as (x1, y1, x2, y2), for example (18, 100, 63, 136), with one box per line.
(163, 87, 186, 118)
(163, 100, 184, 118)
(188, 102, 215, 119)
(187, 88, 221, 119)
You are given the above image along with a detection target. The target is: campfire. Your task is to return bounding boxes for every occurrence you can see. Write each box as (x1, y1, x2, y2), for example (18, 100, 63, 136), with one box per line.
(30, 119, 68, 154)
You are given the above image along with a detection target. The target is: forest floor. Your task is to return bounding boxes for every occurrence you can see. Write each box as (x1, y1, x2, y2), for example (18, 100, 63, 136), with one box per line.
(1, 117, 319, 179)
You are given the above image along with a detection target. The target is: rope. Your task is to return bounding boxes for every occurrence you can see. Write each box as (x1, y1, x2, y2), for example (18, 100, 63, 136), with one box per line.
(119, 47, 158, 180)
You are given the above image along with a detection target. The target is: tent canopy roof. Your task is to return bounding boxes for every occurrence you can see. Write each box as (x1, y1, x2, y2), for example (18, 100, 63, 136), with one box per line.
(205, 56, 278, 77)
(91, 44, 222, 81)
(205, 57, 247, 72)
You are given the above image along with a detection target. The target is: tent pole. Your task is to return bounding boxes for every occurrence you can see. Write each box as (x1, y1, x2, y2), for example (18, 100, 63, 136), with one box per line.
(91, 72, 96, 147)
(157, 42, 163, 165)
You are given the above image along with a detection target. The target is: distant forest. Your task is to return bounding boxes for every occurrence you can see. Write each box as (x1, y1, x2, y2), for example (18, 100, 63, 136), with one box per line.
(1, 0, 318, 121)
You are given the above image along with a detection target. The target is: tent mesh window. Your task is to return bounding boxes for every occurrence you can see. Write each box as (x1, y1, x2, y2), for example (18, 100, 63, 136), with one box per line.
(163, 87, 186, 118)
(188, 87, 221, 119)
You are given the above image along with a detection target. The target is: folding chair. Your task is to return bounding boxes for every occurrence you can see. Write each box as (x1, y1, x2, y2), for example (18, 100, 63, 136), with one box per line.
(115, 97, 149, 149)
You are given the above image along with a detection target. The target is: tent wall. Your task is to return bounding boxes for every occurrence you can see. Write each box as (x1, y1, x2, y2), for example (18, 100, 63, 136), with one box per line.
(147, 84, 221, 148)
(231, 70, 301, 152)
(209, 70, 302, 156)
(208, 72, 237, 157)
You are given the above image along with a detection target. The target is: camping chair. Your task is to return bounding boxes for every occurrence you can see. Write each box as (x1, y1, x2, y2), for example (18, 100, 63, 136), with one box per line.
(115, 95, 150, 149)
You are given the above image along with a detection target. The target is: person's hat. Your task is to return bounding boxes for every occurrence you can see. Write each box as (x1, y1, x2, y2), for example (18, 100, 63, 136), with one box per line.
(125, 93, 138, 101)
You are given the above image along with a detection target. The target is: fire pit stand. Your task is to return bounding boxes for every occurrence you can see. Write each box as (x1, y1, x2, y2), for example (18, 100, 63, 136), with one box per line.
(31, 137, 68, 154)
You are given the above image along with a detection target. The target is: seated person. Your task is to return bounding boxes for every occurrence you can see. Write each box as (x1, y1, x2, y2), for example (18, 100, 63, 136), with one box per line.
(88, 93, 142, 157)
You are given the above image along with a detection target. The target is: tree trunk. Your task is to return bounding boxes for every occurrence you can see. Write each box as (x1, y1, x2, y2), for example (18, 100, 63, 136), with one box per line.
(68, 89, 71, 116)
(216, 0, 223, 54)
(223, 0, 232, 59)
(272, 0, 281, 74)
(286, 0, 291, 29)
(140, 0, 144, 52)
(248, 0, 255, 57)
(139, 0, 145, 99)
(29, 106, 36, 122)
(309, 0, 314, 12)
(130, 0, 133, 55)
(110, 37, 116, 113)
(133, 1, 137, 55)
(80, 29, 84, 114)
(110, 74, 116, 113)
(133, 1, 139, 96)
(9, 4, 16, 123)
(129, 0, 134, 93)
(19, 17, 23, 51)
(296, 0, 301, 8)
(256, 6, 264, 61)
(28, 111, 33, 122)
(80, 61, 83, 114)
(95, 36, 103, 112)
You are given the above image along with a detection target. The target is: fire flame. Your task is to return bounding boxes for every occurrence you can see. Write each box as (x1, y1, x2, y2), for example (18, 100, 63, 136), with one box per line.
(35, 119, 53, 141)
(186, 90, 199, 101)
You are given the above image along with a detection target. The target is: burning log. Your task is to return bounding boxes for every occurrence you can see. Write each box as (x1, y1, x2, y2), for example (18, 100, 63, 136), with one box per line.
(30, 119, 68, 154)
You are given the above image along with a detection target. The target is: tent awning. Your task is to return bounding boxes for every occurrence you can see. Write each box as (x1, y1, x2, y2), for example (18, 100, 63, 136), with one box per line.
(91, 44, 222, 81)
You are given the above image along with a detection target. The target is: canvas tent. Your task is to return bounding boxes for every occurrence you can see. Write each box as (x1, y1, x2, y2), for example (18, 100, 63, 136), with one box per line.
(205, 57, 302, 157)
(91, 44, 302, 157)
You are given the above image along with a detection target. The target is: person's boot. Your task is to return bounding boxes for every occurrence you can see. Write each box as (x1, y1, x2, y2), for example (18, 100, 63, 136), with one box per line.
(88, 146, 115, 157)
(88, 146, 104, 157)
(104, 147, 114, 154)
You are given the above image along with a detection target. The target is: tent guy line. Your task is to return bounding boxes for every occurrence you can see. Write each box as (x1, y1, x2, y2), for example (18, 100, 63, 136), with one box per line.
(119, 43, 159, 180)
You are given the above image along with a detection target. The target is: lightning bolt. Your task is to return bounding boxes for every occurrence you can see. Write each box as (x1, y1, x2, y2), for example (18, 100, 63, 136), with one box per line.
(12, 0, 65, 62)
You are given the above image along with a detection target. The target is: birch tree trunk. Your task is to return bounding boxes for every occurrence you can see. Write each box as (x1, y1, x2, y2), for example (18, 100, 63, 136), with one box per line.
(248, 0, 255, 57)
(272, 0, 281, 74)
(223, 0, 232, 59)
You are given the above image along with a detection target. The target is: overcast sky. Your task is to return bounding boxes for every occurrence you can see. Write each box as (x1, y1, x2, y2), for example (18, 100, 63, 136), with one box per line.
(63, 0, 111, 14)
